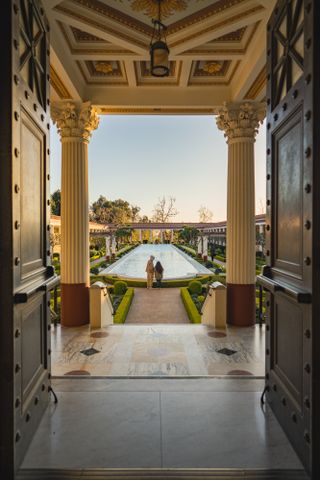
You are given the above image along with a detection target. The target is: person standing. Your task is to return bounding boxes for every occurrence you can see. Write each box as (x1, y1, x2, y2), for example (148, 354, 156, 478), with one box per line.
(146, 255, 155, 289)
(155, 261, 164, 288)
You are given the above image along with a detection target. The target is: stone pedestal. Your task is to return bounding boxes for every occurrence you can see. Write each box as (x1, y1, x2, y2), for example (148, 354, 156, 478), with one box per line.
(105, 236, 111, 261)
(52, 101, 99, 327)
(197, 236, 203, 258)
(217, 102, 264, 326)
(202, 236, 208, 262)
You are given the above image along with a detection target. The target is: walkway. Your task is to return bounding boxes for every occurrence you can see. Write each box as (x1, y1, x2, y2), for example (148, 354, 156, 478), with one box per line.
(126, 288, 189, 324)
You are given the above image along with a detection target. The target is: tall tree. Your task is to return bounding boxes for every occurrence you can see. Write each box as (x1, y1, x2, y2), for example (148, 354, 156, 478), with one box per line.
(91, 196, 144, 224)
(152, 196, 178, 223)
(198, 205, 213, 223)
(50, 189, 61, 215)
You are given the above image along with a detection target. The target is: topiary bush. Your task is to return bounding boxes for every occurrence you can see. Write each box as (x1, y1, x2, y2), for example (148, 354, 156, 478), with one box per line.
(90, 266, 99, 275)
(205, 260, 214, 268)
(188, 280, 202, 295)
(113, 280, 128, 295)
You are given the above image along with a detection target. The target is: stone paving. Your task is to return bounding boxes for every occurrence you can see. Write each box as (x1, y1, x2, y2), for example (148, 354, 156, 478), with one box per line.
(126, 287, 189, 324)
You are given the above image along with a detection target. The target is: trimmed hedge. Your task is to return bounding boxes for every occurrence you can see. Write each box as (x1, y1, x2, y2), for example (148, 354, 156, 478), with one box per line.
(188, 280, 203, 295)
(180, 287, 201, 324)
(93, 274, 215, 288)
(114, 280, 128, 295)
(113, 288, 134, 324)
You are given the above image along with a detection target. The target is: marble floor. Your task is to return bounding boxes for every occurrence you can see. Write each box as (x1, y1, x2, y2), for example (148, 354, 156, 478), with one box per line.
(52, 324, 265, 377)
(19, 377, 306, 477)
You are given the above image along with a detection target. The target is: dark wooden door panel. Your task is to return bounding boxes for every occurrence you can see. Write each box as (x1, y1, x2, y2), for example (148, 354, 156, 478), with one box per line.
(14, 291, 50, 469)
(260, 0, 319, 475)
(20, 108, 46, 282)
(0, 0, 52, 475)
(273, 107, 304, 279)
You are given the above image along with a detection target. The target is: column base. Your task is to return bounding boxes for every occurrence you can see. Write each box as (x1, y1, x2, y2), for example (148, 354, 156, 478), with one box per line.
(106, 255, 110, 261)
(198, 253, 202, 258)
(203, 255, 208, 262)
(61, 283, 89, 327)
(227, 283, 255, 326)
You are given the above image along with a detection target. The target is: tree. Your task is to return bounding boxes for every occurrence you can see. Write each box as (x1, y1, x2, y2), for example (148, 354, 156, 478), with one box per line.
(198, 205, 213, 223)
(91, 195, 140, 224)
(115, 226, 132, 244)
(178, 226, 199, 246)
(152, 196, 178, 223)
(51, 189, 61, 215)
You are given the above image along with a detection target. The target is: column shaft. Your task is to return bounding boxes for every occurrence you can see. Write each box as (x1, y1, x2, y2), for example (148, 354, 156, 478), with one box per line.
(226, 139, 256, 325)
(61, 138, 89, 326)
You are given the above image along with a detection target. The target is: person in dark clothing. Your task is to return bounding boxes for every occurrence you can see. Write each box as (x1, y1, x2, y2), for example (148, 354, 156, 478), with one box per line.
(154, 261, 164, 288)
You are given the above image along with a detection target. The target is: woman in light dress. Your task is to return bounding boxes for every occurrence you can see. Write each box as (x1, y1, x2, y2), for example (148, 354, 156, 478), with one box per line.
(145, 255, 155, 289)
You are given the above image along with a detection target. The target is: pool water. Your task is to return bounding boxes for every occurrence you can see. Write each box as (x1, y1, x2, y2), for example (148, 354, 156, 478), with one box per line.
(101, 244, 212, 280)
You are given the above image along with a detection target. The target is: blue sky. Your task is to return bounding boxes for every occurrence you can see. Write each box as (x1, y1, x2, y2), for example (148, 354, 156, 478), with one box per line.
(50, 115, 266, 222)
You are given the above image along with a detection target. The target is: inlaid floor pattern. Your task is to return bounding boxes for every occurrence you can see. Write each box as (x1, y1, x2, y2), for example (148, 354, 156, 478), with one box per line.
(52, 322, 265, 377)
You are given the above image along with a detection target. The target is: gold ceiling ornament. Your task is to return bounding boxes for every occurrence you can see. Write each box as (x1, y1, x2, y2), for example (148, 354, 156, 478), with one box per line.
(94, 61, 113, 74)
(202, 61, 223, 74)
(125, 0, 189, 19)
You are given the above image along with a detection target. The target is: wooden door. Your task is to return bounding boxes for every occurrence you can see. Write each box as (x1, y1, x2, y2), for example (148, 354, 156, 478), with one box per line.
(0, 0, 52, 476)
(259, 0, 320, 476)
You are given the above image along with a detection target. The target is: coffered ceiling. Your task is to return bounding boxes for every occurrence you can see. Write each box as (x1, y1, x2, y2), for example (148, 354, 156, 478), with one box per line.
(44, 0, 275, 113)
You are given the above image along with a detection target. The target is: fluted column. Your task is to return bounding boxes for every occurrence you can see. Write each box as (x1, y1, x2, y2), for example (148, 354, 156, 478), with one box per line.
(171, 230, 174, 243)
(149, 229, 153, 243)
(217, 101, 265, 326)
(52, 101, 99, 327)
(160, 230, 164, 243)
(139, 229, 142, 243)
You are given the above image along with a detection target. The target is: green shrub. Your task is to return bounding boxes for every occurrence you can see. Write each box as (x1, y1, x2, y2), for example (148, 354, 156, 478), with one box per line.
(205, 260, 214, 268)
(180, 288, 201, 324)
(215, 255, 226, 262)
(53, 252, 60, 260)
(113, 288, 134, 324)
(90, 266, 99, 275)
(114, 280, 128, 295)
(198, 295, 205, 303)
(188, 280, 202, 295)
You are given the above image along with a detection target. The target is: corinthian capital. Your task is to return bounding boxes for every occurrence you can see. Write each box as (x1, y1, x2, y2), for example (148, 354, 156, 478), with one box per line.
(216, 101, 265, 142)
(51, 101, 100, 142)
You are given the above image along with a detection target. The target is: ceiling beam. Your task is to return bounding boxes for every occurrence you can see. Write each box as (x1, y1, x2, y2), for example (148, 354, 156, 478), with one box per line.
(124, 60, 137, 87)
(52, 6, 148, 56)
(46, 0, 64, 9)
(230, 21, 266, 101)
(48, 18, 85, 101)
(85, 85, 231, 111)
(169, 5, 266, 55)
(179, 60, 192, 88)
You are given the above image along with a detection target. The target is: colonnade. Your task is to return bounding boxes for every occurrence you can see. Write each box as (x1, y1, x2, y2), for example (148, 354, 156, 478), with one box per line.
(53, 100, 264, 327)
(136, 229, 175, 243)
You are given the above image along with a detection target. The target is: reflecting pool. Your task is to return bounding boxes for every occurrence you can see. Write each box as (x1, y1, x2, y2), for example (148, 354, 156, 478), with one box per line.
(100, 244, 212, 280)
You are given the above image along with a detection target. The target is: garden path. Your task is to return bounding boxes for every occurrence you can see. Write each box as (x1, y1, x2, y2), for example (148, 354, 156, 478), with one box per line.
(125, 288, 189, 324)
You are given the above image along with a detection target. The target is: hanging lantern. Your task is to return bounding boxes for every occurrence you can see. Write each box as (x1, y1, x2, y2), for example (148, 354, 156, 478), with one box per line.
(150, 0, 170, 77)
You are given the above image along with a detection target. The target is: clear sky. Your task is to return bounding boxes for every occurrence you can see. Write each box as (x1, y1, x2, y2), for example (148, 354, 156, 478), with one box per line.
(50, 115, 266, 222)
